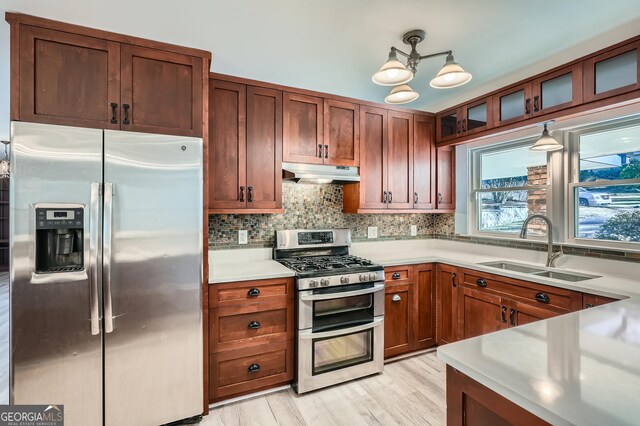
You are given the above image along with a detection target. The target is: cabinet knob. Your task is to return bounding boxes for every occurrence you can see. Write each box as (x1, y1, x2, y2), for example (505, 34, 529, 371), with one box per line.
(248, 363, 261, 373)
(392, 294, 401, 302)
(247, 320, 261, 330)
(476, 278, 487, 288)
(392, 272, 401, 280)
(535, 292, 550, 304)
(247, 287, 260, 297)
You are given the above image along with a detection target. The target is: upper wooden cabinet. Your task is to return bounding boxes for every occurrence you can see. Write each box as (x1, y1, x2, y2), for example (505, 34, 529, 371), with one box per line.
(282, 93, 324, 164)
(531, 64, 583, 116)
(437, 99, 493, 143)
(387, 111, 414, 209)
(491, 82, 534, 127)
(413, 115, 436, 210)
(436, 146, 456, 210)
(583, 40, 640, 103)
(209, 80, 283, 213)
(8, 13, 209, 137)
(323, 99, 360, 166)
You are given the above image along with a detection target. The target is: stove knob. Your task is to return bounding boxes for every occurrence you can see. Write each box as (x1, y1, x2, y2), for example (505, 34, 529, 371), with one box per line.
(340, 276, 350, 284)
(368, 272, 377, 281)
(359, 274, 367, 282)
(320, 278, 330, 287)
(309, 279, 319, 288)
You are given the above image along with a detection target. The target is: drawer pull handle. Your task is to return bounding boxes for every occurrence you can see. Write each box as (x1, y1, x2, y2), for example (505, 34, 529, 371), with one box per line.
(247, 287, 260, 297)
(247, 320, 261, 330)
(392, 272, 401, 280)
(501, 306, 507, 323)
(248, 363, 261, 373)
(392, 294, 401, 302)
(476, 278, 487, 288)
(535, 292, 550, 304)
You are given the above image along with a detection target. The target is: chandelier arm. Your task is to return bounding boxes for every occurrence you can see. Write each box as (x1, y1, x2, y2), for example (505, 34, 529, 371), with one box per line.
(417, 50, 452, 61)
(391, 46, 411, 58)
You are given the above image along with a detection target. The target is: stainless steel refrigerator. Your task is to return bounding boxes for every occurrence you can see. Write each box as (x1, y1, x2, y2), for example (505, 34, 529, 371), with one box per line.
(10, 121, 203, 426)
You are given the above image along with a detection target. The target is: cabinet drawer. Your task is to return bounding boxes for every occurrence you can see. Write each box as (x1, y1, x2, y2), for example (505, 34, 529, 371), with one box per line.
(210, 299, 294, 352)
(385, 265, 413, 285)
(209, 277, 294, 307)
(461, 270, 581, 312)
(210, 340, 294, 402)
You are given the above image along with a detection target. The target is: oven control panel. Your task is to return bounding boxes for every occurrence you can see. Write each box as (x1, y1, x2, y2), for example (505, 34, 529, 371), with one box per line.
(298, 231, 333, 245)
(297, 269, 385, 290)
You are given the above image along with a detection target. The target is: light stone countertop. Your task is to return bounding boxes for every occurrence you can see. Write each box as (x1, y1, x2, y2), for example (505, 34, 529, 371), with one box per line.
(210, 238, 640, 425)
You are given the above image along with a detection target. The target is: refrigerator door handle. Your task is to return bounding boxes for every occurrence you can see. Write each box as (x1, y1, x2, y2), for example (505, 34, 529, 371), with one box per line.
(104, 182, 114, 333)
(89, 182, 101, 336)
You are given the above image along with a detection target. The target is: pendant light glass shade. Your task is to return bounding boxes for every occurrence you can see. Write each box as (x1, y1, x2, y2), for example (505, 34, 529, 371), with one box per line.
(372, 50, 414, 86)
(384, 84, 419, 104)
(0, 141, 9, 179)
(430, 54, 472, 89)
(530, 123, 563, 152)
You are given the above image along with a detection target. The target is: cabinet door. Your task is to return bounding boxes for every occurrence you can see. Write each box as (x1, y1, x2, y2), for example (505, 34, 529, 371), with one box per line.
(246, 86, 283, 210)
(531, 64, 583, 116)
(458, 287, 506, 340)
(436, 264, 459, 345)
(491, 82, 533, 127)
(583, 40, 640, 103)
(436, 108, 460, 142)
(358, 106, 388, 209)
(324, 99, 359, 166)
(583, 293, 618, 309)
(384, 283, 413, 358)
(413, 115, 436, 210)
(18, 25, 121, 129)
(509, 302, 559, 327)
(462, 98, 492, 135)
(387, 111, 413, 209)
(436, 146, 456, 210)
(282, 93, 324, 164)
(120, 44, 203, 137)
(209, 80, 246, 210)
(414, 264, 436, 350)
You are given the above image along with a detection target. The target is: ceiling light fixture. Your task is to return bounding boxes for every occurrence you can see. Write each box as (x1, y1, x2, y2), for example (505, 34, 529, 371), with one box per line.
(372, 29, 472, 104)
(0, 141, 9, 179)
(530, 121, 563, 152)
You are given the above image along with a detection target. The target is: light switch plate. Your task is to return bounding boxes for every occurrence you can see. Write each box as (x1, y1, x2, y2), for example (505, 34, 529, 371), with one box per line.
(410, 225, 417, 236)
(238, 230, 248, 244)
(367, 227, 378, 239)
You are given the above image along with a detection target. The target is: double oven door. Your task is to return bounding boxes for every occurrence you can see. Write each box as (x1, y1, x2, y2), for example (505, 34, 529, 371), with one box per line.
(296, 281, 385, 393)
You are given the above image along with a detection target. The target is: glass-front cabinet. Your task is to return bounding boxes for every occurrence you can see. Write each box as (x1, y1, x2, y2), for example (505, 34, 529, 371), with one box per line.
(531, 64, 583, 116)
(583, 40, 640, 103)
(437, 108, 459, 142)
(437, 98, 492, 142)
(491, 82, 533, 127)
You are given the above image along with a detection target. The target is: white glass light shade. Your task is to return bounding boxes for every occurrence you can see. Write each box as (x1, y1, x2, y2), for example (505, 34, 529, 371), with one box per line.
(530, 125, 563, 152)
(384, 84, 419, 104)
(0, 160, 9, 179)
(372, 50, 414, 86)
(430, 54, 472, 89)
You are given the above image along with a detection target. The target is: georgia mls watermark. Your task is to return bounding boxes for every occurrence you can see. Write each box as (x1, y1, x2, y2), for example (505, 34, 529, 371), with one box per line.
(0, 405, 64, 426)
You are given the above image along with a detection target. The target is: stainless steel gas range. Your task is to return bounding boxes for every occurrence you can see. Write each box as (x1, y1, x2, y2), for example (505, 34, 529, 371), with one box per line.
(274, 229, 384, 394)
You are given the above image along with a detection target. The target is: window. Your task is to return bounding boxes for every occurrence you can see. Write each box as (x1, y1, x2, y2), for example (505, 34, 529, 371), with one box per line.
(569, 120, 640, 244)
(472, 141, 550, 236)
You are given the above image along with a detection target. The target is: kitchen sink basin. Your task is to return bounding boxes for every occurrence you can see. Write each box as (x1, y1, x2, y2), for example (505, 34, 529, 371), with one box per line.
(529, 270, 600, 282)
(478, 261, 545, 274)
(478, 260, 600, 282)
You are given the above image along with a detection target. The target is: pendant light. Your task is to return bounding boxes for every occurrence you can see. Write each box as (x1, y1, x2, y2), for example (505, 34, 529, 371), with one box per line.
(0, 141, 9, 179)
(429, 53, 472, 89)
(384, 84, 419, 104)
(372, 48, 414, 86)
(530, 121, 563, 152)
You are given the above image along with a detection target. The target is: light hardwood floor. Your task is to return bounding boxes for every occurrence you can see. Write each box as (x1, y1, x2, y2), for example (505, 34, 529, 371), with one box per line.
(203, 351, 446, 426)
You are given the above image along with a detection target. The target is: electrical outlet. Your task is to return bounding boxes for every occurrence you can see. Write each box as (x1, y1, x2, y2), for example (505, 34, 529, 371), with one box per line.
(367, 226, 378, 239)
(410, 225, 417, 236)
(238, 230, 248, 245)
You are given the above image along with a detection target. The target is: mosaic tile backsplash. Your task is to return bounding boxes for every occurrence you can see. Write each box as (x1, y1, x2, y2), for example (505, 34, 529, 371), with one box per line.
(208, 182, 455, 248)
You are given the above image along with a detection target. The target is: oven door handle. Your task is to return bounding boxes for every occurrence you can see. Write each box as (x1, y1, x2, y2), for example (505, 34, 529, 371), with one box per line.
(299, 283, 385, 301)
(298, 317, 384, 340)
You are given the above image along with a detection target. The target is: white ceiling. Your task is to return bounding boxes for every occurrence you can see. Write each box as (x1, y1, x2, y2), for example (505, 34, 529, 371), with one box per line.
(3, 0, 640, 112)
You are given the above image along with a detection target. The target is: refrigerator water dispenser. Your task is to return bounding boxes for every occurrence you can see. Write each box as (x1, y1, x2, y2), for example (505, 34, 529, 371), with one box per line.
(35, 207, 84, 273)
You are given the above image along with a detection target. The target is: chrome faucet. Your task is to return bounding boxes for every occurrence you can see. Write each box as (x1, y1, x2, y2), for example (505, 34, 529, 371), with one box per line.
(519, 214, 563, 267)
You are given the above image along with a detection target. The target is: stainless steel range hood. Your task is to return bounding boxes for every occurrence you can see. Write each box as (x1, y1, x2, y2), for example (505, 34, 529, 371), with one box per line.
(282, 162, 359, 184)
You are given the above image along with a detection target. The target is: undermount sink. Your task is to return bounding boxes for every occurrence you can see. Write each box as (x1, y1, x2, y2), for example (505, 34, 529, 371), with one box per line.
(478, 260, 601, 282)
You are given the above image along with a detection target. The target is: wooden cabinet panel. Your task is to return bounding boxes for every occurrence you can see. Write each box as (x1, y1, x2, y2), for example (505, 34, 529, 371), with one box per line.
(436, 108, 460, 142)
(463, 98, 493, 135)
(324, 99, 359, 166)
(414, 264, 436, 349)
(583, 293, 619, 309)
(387, 111, 413, 209)
(384, 283, 413, 358)
(209, 80, 246, 210)
(246, 86, 283, 209)
(436, 146, 455, 210)
(18, 25, 121, 129)
(531, 64, 583, 116)
(413, 115, 436, 210)
(583, 40, 640, 103)
(209, 277, 294, 308)
(458, 287, 506, 340)
(384, 265, 413, 285)
(510, 301, 558, 326)
(283, 93, 324, 164)
(210, 340, 294, 402)
(491, 82, 533, 127)
(120, 44, 203, 137)
(357, 106, 388, 209)
(436, 264, 459, 345)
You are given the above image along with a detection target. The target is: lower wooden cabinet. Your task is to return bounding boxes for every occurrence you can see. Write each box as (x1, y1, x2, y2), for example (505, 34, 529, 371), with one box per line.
(209, 277, 294, 402)
(458, 287, 506, 340)
(436, 264, 460, 345)
(414, 264, 436, 349)
(583, 293, 618, 309)
(384, 283, 413, 358)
